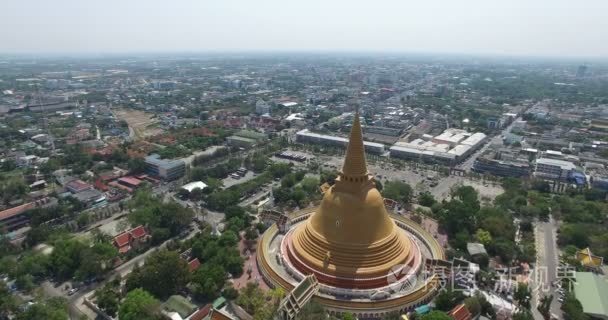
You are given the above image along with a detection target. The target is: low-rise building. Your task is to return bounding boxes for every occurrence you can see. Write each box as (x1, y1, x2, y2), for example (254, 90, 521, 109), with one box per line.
(296, 129, 385, 154)
(226, 135, 257, 148)
(573, 272, 608, 320)
(181, 181, 208, 193)
(0, 197, 56, 232)
(112, 225, 149, 254)
(145, 154, 185, 181)
(390, 129, 486, 165)
(534, 158, 576, 181)
(472, 149, 531, 178)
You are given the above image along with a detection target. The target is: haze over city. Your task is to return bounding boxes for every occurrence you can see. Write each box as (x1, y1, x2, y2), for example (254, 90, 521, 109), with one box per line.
(2, 0, 608, 58)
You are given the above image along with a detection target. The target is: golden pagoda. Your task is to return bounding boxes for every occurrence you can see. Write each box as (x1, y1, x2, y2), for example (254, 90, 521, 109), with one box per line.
(287, 113, 416, 288)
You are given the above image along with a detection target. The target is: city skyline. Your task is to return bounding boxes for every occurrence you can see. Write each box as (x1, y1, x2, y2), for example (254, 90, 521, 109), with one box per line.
(2, 0, 608, 58)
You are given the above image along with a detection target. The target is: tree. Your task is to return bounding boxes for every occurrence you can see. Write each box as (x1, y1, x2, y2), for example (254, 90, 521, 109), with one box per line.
(512, 310, 534, 320)
(434, 289, 465, 312)
(125, 250, 190, 300)
(16, 297, 68, 320)
(191, 263, 226, 300)
(382, 181, 413, 204)
(538, 295, 553, 320)
(127, 158, 147, 174)
(76, 213, 91, 228)
(244, 227, 258, 242)
(301, 177, 320, 195)
(223, 286, 239, 300)
(177, 188, 190, 199)
(118, 288, 162, 320)
(96, 282, 120, 317)
(561, 293, 589, 320)
(420, 310, 452, 320)
(296, 300, 327, 320)
(464, 297, 481, 316)
(418, 191, 436, 207)
(342, 312, 356, 320)
(189, 187, 204, 201)
(0, 281, 16, 318)
(514, 283, 531, 309)
(219, 230, 239, 247)
(15, 274, 35, 293)
(236, 282, 267, 315)
(475, 229, 492, 246)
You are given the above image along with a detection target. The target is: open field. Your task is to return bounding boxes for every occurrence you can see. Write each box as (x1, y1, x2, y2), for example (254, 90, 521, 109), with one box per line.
(113, 108, 163, 139)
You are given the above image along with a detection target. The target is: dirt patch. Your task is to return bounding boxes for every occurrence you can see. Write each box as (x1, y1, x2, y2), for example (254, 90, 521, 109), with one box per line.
(113, 108, 163, 139)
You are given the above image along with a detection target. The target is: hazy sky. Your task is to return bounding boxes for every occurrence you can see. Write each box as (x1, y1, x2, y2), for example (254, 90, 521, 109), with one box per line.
(2, 0, 607, 57)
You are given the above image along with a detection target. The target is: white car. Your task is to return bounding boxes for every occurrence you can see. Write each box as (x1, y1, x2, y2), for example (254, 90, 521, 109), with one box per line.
(67, 288, 79, 296)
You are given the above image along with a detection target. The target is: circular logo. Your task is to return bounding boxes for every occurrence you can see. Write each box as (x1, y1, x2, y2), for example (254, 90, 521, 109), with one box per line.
(387, 264, 418, 292)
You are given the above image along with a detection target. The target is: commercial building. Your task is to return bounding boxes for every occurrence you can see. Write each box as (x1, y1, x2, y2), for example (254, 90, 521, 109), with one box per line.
(472, 148, 531, 178)
(534, 158, 576, 181)
(145, 154, 185, 181)
(473, 157, 531, 178)
(365, 126, 403, 137)
(296, 129, 385, 154)
(390, 129, 487, 165)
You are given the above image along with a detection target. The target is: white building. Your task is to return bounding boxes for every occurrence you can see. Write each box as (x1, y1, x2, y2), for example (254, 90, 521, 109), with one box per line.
(390, 129, 487, 164)
(296, 129, 384, 154)
(181, 181, 208, 192)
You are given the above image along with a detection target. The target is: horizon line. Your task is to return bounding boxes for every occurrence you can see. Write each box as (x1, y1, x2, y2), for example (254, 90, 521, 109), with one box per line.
(0, 49, 606, 63)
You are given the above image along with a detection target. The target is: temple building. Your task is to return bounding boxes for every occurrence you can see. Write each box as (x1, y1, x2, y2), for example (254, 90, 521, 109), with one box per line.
(257, 113, 446, 319)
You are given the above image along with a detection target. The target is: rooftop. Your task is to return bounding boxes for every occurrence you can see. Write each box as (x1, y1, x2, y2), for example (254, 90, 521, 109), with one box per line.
(573, 272, 608, 319)
(145, 154, 185, 169)
(162, 295, 197, 319)
(536, 158, 576, 170)
(181, 181, 208, 192)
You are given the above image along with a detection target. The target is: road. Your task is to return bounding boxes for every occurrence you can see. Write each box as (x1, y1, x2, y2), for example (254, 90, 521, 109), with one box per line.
(533, 215, 562, 319)
(458, 117, 521, 171)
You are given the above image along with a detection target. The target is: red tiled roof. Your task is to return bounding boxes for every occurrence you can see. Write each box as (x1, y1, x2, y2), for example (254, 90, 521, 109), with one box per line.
(113, 232, 130, 247)
(118, 245, 131, 254)
(188, 304, 212, 320)
(209, 309, 233, 320)
(118, 176, 142, 187)
(188, 258, 201, 273)
(108, 181, 133, 193)
(0, 202, 35, 221)
(94, 179, 109, 192)
(448, 304, 472, 320)
(129, 225, 147, 239)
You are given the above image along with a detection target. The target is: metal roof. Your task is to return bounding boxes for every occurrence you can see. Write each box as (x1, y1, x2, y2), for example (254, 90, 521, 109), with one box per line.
(574, 272, 608, 319)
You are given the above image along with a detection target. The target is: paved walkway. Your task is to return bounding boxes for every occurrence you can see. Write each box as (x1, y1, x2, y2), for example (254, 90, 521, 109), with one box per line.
(232, 235, 269, 291)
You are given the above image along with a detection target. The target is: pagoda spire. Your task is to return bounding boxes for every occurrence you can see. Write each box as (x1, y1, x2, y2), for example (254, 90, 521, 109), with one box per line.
(341, 111, 368, 178)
